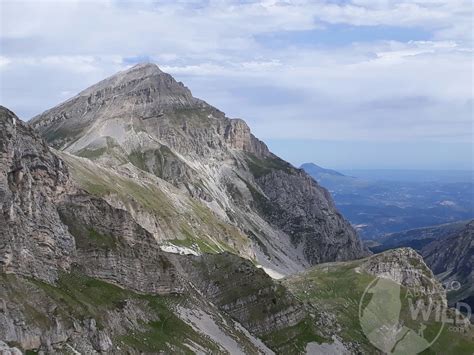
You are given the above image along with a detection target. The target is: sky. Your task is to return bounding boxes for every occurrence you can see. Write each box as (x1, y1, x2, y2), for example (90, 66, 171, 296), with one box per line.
(0, 0, 472, 170)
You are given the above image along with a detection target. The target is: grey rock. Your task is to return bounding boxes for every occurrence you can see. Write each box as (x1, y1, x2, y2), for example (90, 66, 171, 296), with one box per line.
(421, 220, 474, 307)
(177, 252, 306, 336)
(361, 247, 443, 295)
(0, 106, 75, 284)
(0, 340, 22, 355)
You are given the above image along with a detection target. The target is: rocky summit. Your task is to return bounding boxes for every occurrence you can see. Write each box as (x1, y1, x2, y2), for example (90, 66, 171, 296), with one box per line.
(30, 63, 369, 276)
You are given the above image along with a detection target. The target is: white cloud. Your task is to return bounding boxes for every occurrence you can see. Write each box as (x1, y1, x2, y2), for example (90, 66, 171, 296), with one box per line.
(0, 0, 472, 147)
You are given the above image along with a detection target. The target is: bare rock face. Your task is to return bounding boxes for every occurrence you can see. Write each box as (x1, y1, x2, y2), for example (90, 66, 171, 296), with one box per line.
(224, 119, 270, 157)
(58, 194, 183, 294)
(0, 106, 182, 293)
(421, 220, 474, 307)
(256, 169, 366, 264)
(0, 341, 22, 355)
(0, 106, 75, 283)
(361, 248, 441, 293)
(30, 63, 369, 274)
(422, 220, 473, 283)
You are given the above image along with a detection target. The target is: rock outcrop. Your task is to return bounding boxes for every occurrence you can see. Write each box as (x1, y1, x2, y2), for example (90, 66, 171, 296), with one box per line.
(179, 252, 306, 335)
(360, 247, 438, 291)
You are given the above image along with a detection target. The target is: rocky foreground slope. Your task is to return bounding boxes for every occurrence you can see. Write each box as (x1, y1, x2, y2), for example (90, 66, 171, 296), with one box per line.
(29, 63, 368, 276)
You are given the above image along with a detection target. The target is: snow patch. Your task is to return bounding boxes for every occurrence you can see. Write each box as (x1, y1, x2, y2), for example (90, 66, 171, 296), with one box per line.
(160, 244, 200, 256)
(257, 265, 285, 280)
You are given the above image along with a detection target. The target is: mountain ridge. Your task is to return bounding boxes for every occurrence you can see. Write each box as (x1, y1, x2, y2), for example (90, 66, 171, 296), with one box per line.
(29, 63, 369, 275)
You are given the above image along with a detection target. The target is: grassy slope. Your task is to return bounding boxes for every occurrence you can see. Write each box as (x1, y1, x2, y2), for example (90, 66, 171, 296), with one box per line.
(0, 272, 221, 354)
(283, 259, 474, 354)
(59, 152, 251, 258)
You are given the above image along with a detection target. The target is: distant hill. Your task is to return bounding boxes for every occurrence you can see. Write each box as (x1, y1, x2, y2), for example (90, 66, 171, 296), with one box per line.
(300, 163, 346, 177)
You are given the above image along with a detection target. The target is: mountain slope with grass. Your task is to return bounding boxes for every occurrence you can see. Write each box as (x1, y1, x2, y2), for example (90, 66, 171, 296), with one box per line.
(283, 249, 473, 354)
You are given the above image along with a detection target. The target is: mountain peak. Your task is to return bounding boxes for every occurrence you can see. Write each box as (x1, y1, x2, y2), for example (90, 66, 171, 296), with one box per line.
(76, 61, 170, 98)
(30, 62, 205, 143)
(117, 62, 163, 79)
(129, 62, 162, 71)
(300, 163, 345, 177)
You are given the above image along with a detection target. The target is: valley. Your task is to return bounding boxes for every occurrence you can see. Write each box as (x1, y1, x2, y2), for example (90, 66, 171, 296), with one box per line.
(301, 163, 474, 239)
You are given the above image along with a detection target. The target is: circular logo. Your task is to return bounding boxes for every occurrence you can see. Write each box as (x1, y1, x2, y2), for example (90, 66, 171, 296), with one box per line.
(358, 269, 446, 354)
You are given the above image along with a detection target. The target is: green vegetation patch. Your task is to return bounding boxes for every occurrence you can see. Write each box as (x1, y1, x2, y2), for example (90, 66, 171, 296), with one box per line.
(245, 153, 294, 178)
(128, 144, 180, 179)
(283, 260, 474, 354)
(77, 146, 107, 159)
(262, 317, 328, 354)
(1, 272, 221, 353)
(76, 136, 126, 161)
(58, 211, 117, 250)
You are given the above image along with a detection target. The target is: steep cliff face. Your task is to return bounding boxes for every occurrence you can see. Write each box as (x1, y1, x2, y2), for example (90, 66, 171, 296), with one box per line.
(30, 63, 368, 275)
(0, 106, 181, 293)
(0, 106, 75, 284)
(422, 221, 473, 284)
(421, 221, 474, 307)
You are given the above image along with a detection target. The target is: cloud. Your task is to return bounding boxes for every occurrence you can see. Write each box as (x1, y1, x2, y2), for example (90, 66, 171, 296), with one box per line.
(0, 0, 472, 150)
